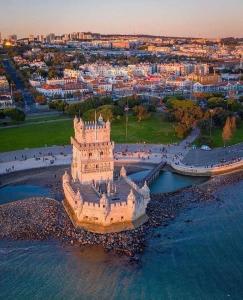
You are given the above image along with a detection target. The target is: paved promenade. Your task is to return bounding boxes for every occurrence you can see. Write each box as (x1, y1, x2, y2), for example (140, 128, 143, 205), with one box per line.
(183, 143, 243, 167)
(0, 142, 187, 175)
(0, 146, 168, 175)
(0, 128, 196, 175)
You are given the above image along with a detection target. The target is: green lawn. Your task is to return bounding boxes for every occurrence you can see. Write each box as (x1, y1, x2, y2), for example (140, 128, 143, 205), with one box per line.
(25, 114, 69, 123)
(0, 114, 179, 152)
(198, 121, 243, 148)
(0, 120, 73, 152)
(111, 115, 179, 144)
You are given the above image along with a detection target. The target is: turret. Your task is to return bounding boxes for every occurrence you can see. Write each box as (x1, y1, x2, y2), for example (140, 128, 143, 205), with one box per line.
(100, 193, 110, 220)
(98, 114, 104, 124)
(79, 117, 85, 128)
(142, 181, 150, 196)
(63, 171, 71, 183)
(107, 180, 111, 196)
(100, 193, 109, 209)
(106, 119, 110, 129)
(76, 189, 84, 216)
(120, 166, 127, 177)
(74, 115, 79, 126)
(127, 189, 136, 207)
(76, 189, 82, 202)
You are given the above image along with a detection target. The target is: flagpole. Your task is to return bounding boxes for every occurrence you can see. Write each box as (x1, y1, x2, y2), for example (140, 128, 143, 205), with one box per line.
(95, 110, 97, 142)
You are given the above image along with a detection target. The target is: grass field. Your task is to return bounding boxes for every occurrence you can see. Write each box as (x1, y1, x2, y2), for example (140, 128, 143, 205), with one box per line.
(0, 114, 179, 152)
(198, 121, 243, 148)
(111, 115, 178, 144)
(0, 120, 74, 152)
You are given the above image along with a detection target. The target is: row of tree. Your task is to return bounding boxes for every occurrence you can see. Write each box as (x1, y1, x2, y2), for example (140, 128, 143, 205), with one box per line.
(0, 108, 25, 122)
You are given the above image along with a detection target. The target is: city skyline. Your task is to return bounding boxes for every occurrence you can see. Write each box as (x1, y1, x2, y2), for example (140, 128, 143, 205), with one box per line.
(0, 0, 243, 39)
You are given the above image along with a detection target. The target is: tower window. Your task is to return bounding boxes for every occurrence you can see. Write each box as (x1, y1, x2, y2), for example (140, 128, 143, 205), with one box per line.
(89, 153, 92, 158)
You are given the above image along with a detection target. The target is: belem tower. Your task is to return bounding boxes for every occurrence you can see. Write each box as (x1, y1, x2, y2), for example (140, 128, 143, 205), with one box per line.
(62, 115, 150, 233)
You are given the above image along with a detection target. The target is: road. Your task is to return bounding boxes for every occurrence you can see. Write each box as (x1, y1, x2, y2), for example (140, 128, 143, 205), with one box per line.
(2, 58, 37, 113)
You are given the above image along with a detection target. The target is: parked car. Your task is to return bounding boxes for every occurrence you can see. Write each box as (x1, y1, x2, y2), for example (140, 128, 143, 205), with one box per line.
(201, 145, 212, 151)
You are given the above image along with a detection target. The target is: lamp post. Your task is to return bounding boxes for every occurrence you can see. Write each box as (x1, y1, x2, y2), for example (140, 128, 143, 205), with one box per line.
(124, 100, 129, 141)
(209, 109, 214, 139)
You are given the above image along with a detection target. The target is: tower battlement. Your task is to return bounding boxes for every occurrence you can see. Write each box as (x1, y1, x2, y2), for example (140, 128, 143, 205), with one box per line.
(73, 115, 111, 144)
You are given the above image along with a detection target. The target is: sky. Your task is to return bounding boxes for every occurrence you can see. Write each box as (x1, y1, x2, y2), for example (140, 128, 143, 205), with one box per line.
(0, 0, 242, 38)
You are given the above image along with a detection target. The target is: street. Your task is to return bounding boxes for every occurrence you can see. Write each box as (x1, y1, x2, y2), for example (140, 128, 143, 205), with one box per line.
(2, 57, 36, 113)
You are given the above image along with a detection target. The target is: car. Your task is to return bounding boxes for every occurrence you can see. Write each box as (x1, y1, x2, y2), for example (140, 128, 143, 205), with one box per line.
(201, 145, 212, 151)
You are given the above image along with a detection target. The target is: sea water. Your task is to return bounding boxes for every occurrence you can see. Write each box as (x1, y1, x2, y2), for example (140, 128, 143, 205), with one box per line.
(0, 184, 50, 205)
(130, 170, 207, 193)
(1, 177, 243, 299)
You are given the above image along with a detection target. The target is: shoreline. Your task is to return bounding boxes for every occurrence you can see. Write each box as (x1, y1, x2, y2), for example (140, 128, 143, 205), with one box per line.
(1, 169, 243, 259)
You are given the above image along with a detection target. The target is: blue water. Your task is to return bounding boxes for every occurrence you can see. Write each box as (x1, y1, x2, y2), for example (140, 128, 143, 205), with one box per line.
(0, 171, 203, 206)
(0, 184, 50, 205)
(130, 170, 207, 193)
(1, 181, 243, 299)
(150, 171, 207, 194)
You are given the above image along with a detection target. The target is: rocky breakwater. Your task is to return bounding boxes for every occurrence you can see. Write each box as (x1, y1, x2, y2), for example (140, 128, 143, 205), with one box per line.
(0, 183, 217, 258)
(0, 197, 145, 256)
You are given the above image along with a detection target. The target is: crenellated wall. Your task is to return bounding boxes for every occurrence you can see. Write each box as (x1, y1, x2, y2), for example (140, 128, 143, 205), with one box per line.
(62, 172, 150, 232)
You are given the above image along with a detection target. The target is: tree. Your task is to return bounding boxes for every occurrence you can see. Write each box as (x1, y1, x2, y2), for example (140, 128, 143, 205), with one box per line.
(222, 116, 236, 146)
(230, 115, 236, 133)
(167, 99, 206, 138)
(133, 105, 150, 122)
(36, 95, 47, 105)
(4, 108, 25, 122)
(48, 67, 58, 79)
(83, 105, 114, 122)
(207, 97, 225, 109)
(13, 91, 23, 103)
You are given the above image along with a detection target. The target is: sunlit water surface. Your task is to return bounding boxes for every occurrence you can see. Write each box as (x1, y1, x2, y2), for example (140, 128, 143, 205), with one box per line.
(1, 173, 243, 299)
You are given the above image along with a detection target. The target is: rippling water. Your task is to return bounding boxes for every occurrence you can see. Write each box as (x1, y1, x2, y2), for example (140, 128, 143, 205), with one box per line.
(1, 178, 243, 299)
(130, 170, 207, 193)
(0, 171, 204, 205)
(0, 184, 50, 205)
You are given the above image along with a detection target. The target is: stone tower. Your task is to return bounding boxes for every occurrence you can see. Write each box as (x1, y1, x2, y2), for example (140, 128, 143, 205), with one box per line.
(71, 115, 114, 184)
(62, 115, 150, 233)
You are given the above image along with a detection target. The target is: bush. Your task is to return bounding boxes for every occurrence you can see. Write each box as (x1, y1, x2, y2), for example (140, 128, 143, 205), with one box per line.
(65, 97, 113, 116)
(4, 108, 25, 121)
(83, 105, 113, 121)
(83, 105, 122, 122)
(49, 100, 67, 112)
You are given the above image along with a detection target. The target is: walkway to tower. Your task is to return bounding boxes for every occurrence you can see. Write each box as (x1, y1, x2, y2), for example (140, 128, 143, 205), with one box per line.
(136, 161, 166, 187)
